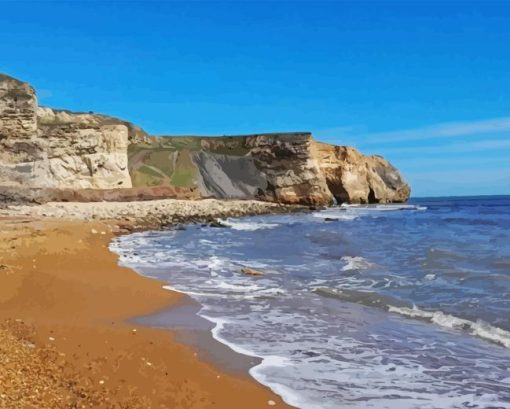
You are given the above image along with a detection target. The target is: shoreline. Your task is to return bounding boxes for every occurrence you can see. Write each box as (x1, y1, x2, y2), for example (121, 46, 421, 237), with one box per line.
(0, 200, 297, 408)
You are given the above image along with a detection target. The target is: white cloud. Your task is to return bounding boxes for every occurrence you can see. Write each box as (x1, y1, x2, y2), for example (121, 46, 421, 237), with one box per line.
(315, 116, 510, 146)
(367, 137, 510, 155)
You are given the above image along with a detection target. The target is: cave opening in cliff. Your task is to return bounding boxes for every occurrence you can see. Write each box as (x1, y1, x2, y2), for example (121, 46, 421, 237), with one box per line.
(325, 181, 349, 205)
(368, 188, 376, 203)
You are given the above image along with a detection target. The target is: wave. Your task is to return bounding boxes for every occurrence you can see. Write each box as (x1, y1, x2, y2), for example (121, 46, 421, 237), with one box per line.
(388, 305, 510, 349)
(312, 211, 358, 221)
(219, 218, 279, 231)
(340, 256, 375, 271)
(198, 313, 307, 408)
(314, 287, 510, 349)
(313, 287, 410, 309)
(340, 203, 427, 211)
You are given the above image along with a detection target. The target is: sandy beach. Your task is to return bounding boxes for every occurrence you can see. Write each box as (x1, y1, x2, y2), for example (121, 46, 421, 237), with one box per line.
(0, 200, 291, 408)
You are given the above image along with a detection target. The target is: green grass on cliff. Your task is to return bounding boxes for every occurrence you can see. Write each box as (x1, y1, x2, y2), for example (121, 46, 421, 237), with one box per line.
(128, 144, 198, 188)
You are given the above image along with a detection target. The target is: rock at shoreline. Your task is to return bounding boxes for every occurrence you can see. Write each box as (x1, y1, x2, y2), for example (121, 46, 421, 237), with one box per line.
(240, 267, 265, 277)
(209, 220, 229, 228)
(0, 73, 410, 206)
(324, 217, 339, 222)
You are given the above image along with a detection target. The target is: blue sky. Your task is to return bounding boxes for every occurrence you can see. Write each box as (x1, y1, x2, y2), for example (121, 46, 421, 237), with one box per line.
(1, 1, 509, 197)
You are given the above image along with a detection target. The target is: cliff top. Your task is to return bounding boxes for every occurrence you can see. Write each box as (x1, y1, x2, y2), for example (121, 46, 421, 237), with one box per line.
(0, 73, 29, 85)
(157, 132, 312, 139)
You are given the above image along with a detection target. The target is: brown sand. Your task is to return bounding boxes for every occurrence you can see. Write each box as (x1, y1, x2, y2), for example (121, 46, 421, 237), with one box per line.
(0, 217, 289, 408)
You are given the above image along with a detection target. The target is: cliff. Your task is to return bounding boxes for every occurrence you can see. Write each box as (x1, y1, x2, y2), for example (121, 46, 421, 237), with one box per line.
(128, 133, 332, 205)
(310, 141, 410, 203)
(0, 74, 410, 205)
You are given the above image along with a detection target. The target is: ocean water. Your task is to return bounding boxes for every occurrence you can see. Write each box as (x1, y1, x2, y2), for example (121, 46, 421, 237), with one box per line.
(111, 196, 510, 409)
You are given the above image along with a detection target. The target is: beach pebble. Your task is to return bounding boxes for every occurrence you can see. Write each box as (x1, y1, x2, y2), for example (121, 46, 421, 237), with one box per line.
(99, 380, 105, 385)
(91, 229, 98, 234)
(268, 400, 276, 406)
(48, 337, 55, 341)
(132, 328, 137, 334)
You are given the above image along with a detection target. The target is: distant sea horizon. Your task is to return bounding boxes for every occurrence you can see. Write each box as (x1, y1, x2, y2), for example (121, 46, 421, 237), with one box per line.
(411, 193, 510, 200)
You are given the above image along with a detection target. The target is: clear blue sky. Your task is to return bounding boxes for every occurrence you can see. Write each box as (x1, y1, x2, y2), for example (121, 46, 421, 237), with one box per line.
(1, 1, 509, 197)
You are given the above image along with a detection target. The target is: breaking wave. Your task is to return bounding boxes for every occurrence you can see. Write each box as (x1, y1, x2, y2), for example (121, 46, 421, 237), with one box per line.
(388, 305, 510, 349)
(340, 256, 375, 271)
(314, 287, 510, 349)
(219, 218, 279, 231)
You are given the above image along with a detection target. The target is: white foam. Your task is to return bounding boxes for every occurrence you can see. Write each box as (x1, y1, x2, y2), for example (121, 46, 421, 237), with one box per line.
(199, 313, 308, 408)
(220, 218, 279, 231)
(341, 256, 375, 271)
(215, 280, 265, 292)
(388, 305, 510, 349)
(340, 203, 427, 212)
(312, 211, 358, 221)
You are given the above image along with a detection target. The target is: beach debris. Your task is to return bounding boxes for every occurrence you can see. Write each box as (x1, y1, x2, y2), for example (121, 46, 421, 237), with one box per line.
(91, 228, 98, 234)
(99, 380, 105, 385)
(268, 400, 276, 406)
(132, 328, 137, 334)
(241, 267, 265, 277)
(324, 217, 339, 222)
(100, 231, 106, 235)
(23, 341, 35, 349)
(48, 337, 55, 342)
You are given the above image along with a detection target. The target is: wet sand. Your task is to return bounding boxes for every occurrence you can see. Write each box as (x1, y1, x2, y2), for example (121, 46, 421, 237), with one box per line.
(0, 216, 289, 408)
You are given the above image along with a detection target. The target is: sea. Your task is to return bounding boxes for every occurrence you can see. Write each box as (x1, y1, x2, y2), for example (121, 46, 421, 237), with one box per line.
(111, 196, 510, 409)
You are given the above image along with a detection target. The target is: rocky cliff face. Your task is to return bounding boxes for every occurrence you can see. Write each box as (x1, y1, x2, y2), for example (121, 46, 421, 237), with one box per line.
(129, 133, 332, 205)
(0, 74, 410, 205)
(0, 74, 134, 190)
(311, 141, 410, 203)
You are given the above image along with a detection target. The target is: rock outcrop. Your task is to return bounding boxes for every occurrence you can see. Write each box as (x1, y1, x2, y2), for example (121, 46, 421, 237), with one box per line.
(0, 74, 410, 205)
(311, 141, 410, 203)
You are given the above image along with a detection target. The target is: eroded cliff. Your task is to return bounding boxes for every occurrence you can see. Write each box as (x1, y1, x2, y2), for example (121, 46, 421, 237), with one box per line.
(0, 74, 410, 205)
(311, 141, 410, 203)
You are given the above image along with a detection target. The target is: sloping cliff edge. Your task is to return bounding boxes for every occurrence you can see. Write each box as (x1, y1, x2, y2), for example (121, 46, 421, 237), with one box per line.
(0, 74, 410, 205)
